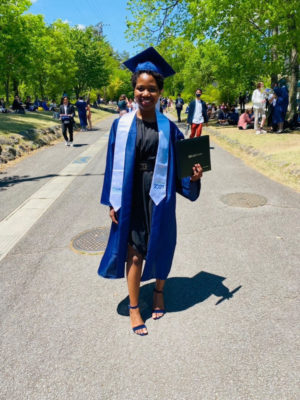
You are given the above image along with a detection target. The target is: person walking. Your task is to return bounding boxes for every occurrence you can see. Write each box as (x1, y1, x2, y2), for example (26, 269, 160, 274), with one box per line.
(75, 97, 88, 131)
(98, 47, 202, 336)
(175, 93, 184, 122)
(252, 82, 267, 134)
(86, 101, 92, 130)
(187, 89, 208, 138)
(59, 96, 75, 146)
(117, 94, 128, 116)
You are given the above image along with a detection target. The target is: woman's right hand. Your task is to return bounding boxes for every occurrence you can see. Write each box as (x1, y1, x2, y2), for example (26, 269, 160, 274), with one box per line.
(109, 207, 118, 224)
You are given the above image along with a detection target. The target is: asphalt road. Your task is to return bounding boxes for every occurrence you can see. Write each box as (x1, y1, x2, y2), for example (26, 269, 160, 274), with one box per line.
(1, 114, 299, 400)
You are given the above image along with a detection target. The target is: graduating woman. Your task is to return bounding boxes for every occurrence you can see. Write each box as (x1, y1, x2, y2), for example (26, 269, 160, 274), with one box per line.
(270, 87, 285, 133)
(75, 97, 88, 131)
(98, 47, 202, 336)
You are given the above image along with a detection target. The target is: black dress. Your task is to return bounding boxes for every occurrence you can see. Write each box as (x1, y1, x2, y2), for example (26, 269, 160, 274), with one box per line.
(129, 118, 159, 257)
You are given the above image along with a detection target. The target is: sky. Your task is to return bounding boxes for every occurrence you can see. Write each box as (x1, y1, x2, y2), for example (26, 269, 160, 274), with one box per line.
(29, 0, 137, 55)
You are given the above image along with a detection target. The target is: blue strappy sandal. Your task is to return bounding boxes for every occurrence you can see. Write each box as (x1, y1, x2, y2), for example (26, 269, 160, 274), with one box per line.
(152, 288, 165, 320)
(128, 304, 148, 336)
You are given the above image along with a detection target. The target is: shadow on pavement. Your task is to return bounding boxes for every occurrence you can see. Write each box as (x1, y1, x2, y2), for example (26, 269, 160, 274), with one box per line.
(72, 144, 88, 147)
(0, 172, 104, 190)
(117, 271, 242, 321)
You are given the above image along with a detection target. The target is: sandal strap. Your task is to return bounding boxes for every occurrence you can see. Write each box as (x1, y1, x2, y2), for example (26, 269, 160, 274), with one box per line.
(133, 324, 147, 332)
(154, 288, 163, 294)
(132, 324, 148, 336)
(128, 304, 139, 309)
(152, 309, 165, 314)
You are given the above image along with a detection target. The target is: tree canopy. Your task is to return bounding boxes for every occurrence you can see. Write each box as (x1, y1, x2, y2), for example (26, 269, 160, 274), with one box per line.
(126, 0, 299, 117)
(0, 1, 131, 103)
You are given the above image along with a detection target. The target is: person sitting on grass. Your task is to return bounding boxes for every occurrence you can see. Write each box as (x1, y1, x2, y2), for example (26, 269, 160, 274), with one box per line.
(12, 95, 25, 114)
(41, 99, 49, 111)
(49, 100, 57, 112)
(238, 109, 254, 130)
(24, 96, 38, 112)
(228, 106, 239, 125)
(0, 98, 8, 113)
(210, 103, 217, 119)
(217, 106, 229, 125)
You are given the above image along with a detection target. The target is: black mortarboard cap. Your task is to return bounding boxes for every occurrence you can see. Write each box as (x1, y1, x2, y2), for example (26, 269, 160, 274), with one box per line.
(123, 47, 175, 78)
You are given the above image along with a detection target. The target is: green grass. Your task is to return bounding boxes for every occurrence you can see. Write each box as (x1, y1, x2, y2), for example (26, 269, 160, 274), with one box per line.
(0, 107, 112, 136)
(169, 106, 300, 192)
(206, 123, 300, 192)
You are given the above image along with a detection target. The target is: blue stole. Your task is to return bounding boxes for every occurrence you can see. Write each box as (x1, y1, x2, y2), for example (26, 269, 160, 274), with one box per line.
(109, 110, 170, 211)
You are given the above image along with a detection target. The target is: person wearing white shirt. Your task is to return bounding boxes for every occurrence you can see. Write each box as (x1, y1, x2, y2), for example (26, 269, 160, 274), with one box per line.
(59, 96, 75, 146)
(252, 82, 267, 134)
(187, 89, 208, 138)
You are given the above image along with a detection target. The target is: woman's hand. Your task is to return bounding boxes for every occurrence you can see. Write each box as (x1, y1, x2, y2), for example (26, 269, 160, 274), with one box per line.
(190, 163, 203, 181)
(109, 207, 118, 224)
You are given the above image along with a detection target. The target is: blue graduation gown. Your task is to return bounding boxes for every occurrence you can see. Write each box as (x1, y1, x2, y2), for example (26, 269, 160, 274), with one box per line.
(273, 97, 284, 124)
(98, 114, 201, 281)
(281, 86, 289, 116)
(76, 101, 87, 127)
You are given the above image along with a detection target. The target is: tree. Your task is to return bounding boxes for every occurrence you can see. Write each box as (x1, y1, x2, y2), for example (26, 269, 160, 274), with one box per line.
(69, 26, 110, 98)
(126, 0, 299, 119)
(0, 0, 32, 100)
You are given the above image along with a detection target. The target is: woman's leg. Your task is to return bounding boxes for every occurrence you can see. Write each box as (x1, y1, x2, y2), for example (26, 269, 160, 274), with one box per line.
(260, 111, 266, 131)
(152, 279, 166, 319)
(126, 245, 147, 334)
(254, 108, 259, 131)
(278, 121, 284, 132)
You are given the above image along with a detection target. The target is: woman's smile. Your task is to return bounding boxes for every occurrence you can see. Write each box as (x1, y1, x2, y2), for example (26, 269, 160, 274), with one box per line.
(134, 72, 161, 113)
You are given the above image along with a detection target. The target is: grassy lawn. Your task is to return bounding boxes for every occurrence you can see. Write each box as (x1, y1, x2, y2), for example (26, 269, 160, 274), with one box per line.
(0, 105, 115, 169)
(169, 107, 300, 192)
(0, 106, 112, 136)
(205, 123, 300, 192)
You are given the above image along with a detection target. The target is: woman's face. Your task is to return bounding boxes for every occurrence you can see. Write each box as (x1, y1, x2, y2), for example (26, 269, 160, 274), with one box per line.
(134, 73, 161, 112)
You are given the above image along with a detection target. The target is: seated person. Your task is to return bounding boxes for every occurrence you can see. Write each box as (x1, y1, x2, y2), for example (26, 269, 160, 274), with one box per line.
(210, 103, 217, 119)
(207, 103, 212, 119)
(41, 99, 49, 111)
(25, 96, 32, 110)
(49, 100, 57, 111)
(12, 96, 25, 113)
(238, 109, 254, 130)
(0, 98, 8, 113)
(34, 98, 41, 108)
(24, 96, 37, 111)
(217, 107, 229, 125)
(228, 107, 239, 125)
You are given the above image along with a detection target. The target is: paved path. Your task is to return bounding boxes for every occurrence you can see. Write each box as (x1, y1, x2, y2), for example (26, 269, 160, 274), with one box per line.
(0, 115, 299, 400)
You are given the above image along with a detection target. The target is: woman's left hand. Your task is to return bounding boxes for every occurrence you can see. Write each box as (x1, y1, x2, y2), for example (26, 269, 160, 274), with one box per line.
(190, 163, 203, 181)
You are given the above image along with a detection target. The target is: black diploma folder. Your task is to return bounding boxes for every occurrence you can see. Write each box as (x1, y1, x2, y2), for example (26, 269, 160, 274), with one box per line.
(175, 135, 211, 179)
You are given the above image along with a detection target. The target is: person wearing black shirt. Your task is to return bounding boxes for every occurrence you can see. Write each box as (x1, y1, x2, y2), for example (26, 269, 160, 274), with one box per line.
(175, 94, 184, 122)
(12, 96, 24, 113)
(59, 96, 75, 146)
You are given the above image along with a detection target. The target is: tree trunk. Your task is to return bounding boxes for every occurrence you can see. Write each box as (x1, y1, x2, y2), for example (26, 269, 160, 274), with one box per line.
(74, 86, 80, 99)
(39, 75, 45, 99)
(287, 45, 299, 122)
(13, 78, 19, 96)
(4, 76, 10, 103)
(271, 27, 279, 87)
